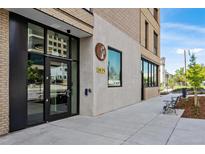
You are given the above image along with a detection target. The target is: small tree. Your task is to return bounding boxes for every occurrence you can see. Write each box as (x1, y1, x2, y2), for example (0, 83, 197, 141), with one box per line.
(168, 77, 175, 89)
(174, 67, 186, 86)
(27, 60, 42, 84)
(186, 53, 205, 107)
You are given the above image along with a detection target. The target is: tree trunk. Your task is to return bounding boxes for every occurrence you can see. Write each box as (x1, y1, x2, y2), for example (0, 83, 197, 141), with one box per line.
(194, 88, 199, 107)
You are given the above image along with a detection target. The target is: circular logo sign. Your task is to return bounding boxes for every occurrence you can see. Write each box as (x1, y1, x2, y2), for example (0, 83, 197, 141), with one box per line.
(95, 43, 106, 61)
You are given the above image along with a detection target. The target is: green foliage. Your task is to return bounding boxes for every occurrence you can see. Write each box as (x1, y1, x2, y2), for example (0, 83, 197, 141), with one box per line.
(27, 60, 43, 84)
(160, 85, 164, 91)
(188, 51, 197, 68)
(174, 67, 186, 85)
(186, 53, 205, 106)
(186, 64, 205, 89)
(186, 53, 205, 89)
(168, 77, 175, 89)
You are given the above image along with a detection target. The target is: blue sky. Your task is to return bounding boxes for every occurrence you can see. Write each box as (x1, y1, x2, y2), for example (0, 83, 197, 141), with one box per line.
(161, 9, 205, 74)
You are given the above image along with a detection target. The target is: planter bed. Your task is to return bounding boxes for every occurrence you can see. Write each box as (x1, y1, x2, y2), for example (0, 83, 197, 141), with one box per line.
(176, 96, 205, 119)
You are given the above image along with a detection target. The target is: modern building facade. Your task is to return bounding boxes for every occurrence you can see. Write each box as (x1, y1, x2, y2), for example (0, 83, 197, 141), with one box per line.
(140, 8, 160, 100)
(0, 8, 160, 135)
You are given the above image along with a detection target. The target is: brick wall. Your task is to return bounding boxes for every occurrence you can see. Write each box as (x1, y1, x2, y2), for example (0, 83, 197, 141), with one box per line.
(93, 8, 140, 42)
(60, 8, 93, 26)
(140, 9, 161, 99)
(140, 8, 160, 59)
(0, 9, 9, 135)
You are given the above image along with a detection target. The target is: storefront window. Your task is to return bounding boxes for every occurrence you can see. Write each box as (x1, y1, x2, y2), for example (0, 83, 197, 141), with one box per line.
(26, 22, 79, 125)
(28, 23, 44, 53)
(71, 62, 78, 114)
(154, 65, 158, 86)
(47, 30, 69, 58)
(142, 59, 158, 87)
(149, 63, 152, 87)
(143, 60, 148, 86)
(108, 47, 122, 87)
(152, 64, 154, 86)
(27, 53, 44, 125)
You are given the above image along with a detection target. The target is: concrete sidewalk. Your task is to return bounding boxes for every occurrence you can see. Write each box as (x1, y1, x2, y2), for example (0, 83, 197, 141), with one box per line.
(0, 94, 204, 145)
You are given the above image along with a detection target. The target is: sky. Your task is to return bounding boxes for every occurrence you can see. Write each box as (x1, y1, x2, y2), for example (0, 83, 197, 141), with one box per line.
(160, 9, 205, 74)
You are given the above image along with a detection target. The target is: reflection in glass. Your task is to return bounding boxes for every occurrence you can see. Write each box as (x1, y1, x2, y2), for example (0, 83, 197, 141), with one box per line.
(149, 63, 152, 87)
(142, 59, 158, 87)
(154, 66, 157, 86)
(108, 48, 122, 87)
(143, 61, 148, 86)
(28, 23, 44, 53)
(27, 53, 44, 125)
(50, 61, 68, 115)
(47, 30, 69, 58)
(152, 64, 154, 86)
(71, 62, 78, 114)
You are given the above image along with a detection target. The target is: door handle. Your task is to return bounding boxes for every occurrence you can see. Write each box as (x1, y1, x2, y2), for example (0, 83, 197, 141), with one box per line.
(66, 89, 71, 97)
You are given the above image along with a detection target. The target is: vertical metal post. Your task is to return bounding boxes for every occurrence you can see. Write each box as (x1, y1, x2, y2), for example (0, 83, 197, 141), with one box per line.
(184, 50, 187, 86)
(183, 49, 187, 98)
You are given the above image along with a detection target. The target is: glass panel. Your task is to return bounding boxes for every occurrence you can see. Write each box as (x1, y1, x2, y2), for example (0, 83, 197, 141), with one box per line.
(28, 23, 44, 53)
(47, 30, 69, 58)
(148, 63, 151, 87)
(71, 62, 78, 114)
(155, 66, 158, 86)
(108, 48, 122, 87)
(71, 37, 78, 60)
(143, 61, 148, 87)
(50, 61, 68, 115)
(152, 64, 154, 86)
(153, 65, 156, 86)
(154, 8, 158, 21)
(27, 53, 44, 125)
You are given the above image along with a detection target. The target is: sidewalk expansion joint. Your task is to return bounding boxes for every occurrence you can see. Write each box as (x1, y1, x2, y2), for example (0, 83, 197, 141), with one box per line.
(120, 114, 159, 145)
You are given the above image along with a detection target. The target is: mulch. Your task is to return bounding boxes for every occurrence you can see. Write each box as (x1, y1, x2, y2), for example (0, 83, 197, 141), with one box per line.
(176, 96, 205, 119)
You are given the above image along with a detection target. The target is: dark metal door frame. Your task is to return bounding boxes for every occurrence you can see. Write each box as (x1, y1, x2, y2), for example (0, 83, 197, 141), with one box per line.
(9, 12, 80, 132)
(45, 57, 72, 122)
(141, 72, 144, 101)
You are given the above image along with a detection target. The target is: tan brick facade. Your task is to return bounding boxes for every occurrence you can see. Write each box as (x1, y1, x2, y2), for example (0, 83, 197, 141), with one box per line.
(0, 9, 9, 136)
(140, 8, 160, 63)
(140, 8, 161, 100)
(93, 8, 140, 42)
(36, 8, 94, 34)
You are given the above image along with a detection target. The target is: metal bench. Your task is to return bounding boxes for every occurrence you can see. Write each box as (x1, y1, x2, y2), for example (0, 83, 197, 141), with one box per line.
(162, 96, 181, 114)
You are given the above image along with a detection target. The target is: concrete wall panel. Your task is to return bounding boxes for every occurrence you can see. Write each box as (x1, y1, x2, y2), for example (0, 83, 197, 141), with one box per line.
(92, 14, 141, 115)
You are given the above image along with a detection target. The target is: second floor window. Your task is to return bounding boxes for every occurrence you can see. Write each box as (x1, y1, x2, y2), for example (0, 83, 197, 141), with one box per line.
(145, 21, 149, 49)
(154, 8, 158, 21)
(154, 31, 158, 55)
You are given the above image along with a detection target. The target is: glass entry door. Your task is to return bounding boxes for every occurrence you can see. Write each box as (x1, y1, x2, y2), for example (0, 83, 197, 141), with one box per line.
(27, 22, 79, 126)
(45, 58, 71, 121)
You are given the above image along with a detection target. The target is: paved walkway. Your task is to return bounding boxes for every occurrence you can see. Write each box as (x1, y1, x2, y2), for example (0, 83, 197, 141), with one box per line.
(0, 94, 205, 145)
